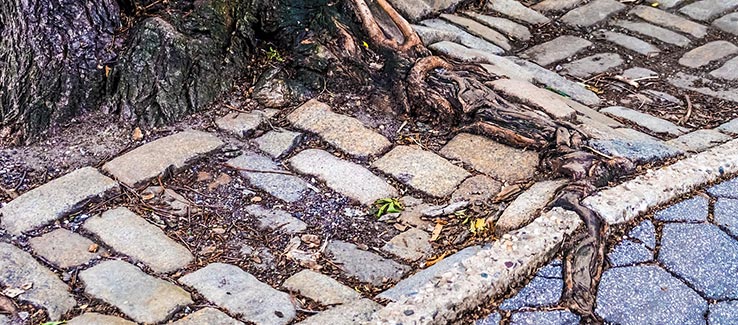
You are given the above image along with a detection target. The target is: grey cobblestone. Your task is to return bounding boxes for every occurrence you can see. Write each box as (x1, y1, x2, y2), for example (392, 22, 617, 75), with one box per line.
(679, 0, 738, 21)
(382, 227, 433, 261)
(595, 30, 660, 57)
(521, 35, 592, 66)
(495, 179, 567, 234)
(440, 133, 538, 183)
(511, 58, 602, 106)
(215, 109, 278, 138)
(374, 145, 470, 197)
(67, 313, 135, 325)
(717, 118, 738, 135)
(612, 21, 691, 47)
(462, 12, 531, 41)
(601, 106, 689, 136)
(245, 204, 307, 234)
(679, 41, 738, 68)
(254, 130, 302, 159)
(668, 72, 738, 104)
(561, 53, 623, 78)
(29, 229, 103, 268)
(227, 152, 313, 203)
(325, 240, 410, 286)
(440, 14, 511, 51)
(560, 0, 626, 27)
(416, 20, 504, 54)
(629, 5, 708, 38)
(489, 79, 576, 120)
(298, 298, 380, 325)
(711, 56, 738, 81)
(283, 270, 360, 305)
(665, 129, 733, 153)
(172, 308, 243, 325)
(428, 42, 533, 82)
(713, 13, 738, 35)
(645, 0, 685, 8)
(486, 0, 550, 25)
(532, 0, 583, 13)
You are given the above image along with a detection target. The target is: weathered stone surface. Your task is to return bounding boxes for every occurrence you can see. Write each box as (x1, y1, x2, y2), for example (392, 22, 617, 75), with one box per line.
(532, 0, 583, 12)
(679, 41, 738, 68)
(0, 243, 75, 320)
(451, 175, 502, 203)
(67, 313, 136, 325)
(287, 99, 390, 158)
(378, 246, 481, 301)
(29, 229, 102, 268)
(561, 0, 626, 27)
(180, 263, 295, 325)
(475, 311, 502, 325)
(595, 30, 660, 56)
(496, 179, 567, 233)
(0, 167, 117, 235)
(382, 227, 433, 261)
(439, 14, 511, 51)
(103, 131, 223, 186)
(713, 12, 738, 36)
(536, 260, 562, 278)
(215, 109, 278, 137)
(509, 310, 580, 325)
(612, 21, 691, 47)
(245, 205, 307, 234)
(512, 59, 602, 106)
(622, 67, 658, 80)
(488, 79, 576, 120)
(84, 207, 193, 273)
(717, 118, 738, 135)
(440, 133, 538, 183)
(172, 308, 243, 325)
(486, 0, 550, 25)
(629, 5, 708, 38)
(389, 0, 465, 22)
(711, 57, 738, 81)
(668, 72, 738, 104)
(416, 20, 504, 54)
(601, 106, 689, 136)
(714, 198, 738, 237)
(81, 260, 192, 324)
(666, 129, 732, 152)
(462, 12, 530, 41)
(679, 0, 738, 21)
(589, 138, 682, 163)
(629, 220, 656, 249)
(290, 149, 397, 205)
(499, 276, 562, 310)
(254, 130, 302, 159)
(428, 42, 533, 81)
(709, 178, 738, 198)
(659, 223, 738, 299)
(374, 145, 470, 197)
(709, 301, 738, 325)
(584, 139, 738, 224)
(595, 265, 707, 325)
(521, 35, 592, 66)
(607, 239, 652, 267)
(561, 53, 624, 78)
(226, 152, 312, 203)
(298, 299, 380, 325)
(325, 241, 409, 286)
(655, 196, 708, 222)
(283, 270, 360, 305)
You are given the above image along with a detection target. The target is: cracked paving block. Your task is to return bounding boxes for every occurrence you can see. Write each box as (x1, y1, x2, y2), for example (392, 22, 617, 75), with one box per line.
(227, 152, 313, 203)
(325, 240, 410, 286)
(440, 133, 538, 183)
(509, 310, 580, 325)
(714, 198, 738, 237)
(629, 220, 656, 249)
(607, 239, 652, 267)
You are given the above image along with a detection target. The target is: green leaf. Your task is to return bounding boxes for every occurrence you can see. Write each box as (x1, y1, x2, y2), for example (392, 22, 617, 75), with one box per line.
(374, 198, 404, 218)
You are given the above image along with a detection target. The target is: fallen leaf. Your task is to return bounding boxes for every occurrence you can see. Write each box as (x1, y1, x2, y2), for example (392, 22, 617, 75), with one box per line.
(131, 127, 143, 141)
(208, 173, 232, 191)
(493, 184, 524, 203)
(251, 196, 263, 203)
(88, 244, 99, 253)
(141, 192, 156, 201)
(196, 171, 212, 182)
(430, 223, 443, 242)
(425, 252, 448, 267)
(300, 234, 320, 248)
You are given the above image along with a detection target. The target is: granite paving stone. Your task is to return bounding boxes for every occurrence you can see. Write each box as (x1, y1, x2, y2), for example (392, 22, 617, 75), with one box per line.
(428, 42, 533, 81)
(254, 130, 302, 159)
(679, 41, 738, 68)
(495, 179, 567, 234)
(325, 240, 410, 286)
(245, 204, 307, 234)
(374, 145, 470, 197)
(389, 0, 466, 22)
(622, 67, 659, 80)
(612, 21, 691, 47)
(666, 129, 733, 153)
(381, 227, 433, 261)
(629, 220, 656, 249)
(439, 14, 511, 51)
(80, 260, 193, 324)
(28, 229, 103, 268)
(290, 149, 397, 205)
(67, 313, 136, 325)
(462, 12, 531, 41)
(645, 0, 686, 8)
(658, 223, 738, 299)
(713, 13, 738, 36)
(711, 57, 738, 81)
(103, 130, 223, 186)
(226, 152, 313, 203)
(84, 207, 194, 273)
(509, 310, 580, 325)
(416, 20, 505, 54)
(561, 0, 626, 27)
(297, 298, 380, 325)
(595, 265, 707, 325)
(180, 263, 295, 325)
(287, 99, 391, 158)
(655, 196, 708, 222)
(679, 0, 738, 21)
(709, 178, 738, 198)
(561, 53, 624, 78)
(511, 58, 602, 106)
(283, 270, 361, 305)
(709, 301, 738, 325)
(486, 0, 550, 25)
(440, 133, 538, 183)
(215, 109, 278, 137)
(532, 0, 583, 13)
(520, 35, 592, 66)
(0, 167, 117, 235)
(629, 5, 708, 38)
(0, 243, 75, 320)
(589, 138, 682, 163)
(488, 79, 576, 120)
(668, 72, 738, 104)
(499, 276, 563, 310)
(172, 308, 243, 325)
(475, 311, 501, 325)
(451, 174, 502, 203)
(601, 106, 689, 136)
(713, 198, 738, 238)
(607, 239, 652, 266)
(594, 30, 660, 56)
(717, 118, 738, 135)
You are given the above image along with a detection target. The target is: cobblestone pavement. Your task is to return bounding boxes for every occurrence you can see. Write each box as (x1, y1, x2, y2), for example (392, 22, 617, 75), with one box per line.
(1, 0, 738, 324)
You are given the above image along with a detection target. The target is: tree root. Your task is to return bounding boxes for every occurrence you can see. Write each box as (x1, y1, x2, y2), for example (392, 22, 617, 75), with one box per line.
(348, 0, 424, 55)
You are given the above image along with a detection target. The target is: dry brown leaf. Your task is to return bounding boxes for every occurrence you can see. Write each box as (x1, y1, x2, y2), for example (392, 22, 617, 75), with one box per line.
(430, 223, 443, 242)
(425, 252, 448, 267)
(132, 127, 143, 141)
(493, 184, 524, 203)
(88, 243, 99, 253)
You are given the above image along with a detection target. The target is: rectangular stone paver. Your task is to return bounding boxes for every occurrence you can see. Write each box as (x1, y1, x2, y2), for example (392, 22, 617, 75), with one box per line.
(0, 243, 75, 320)
(416, 19, 505, 54)
(561, 0, 626, 27)
(282, 270, 361, 305)
(381, 227, 433, 261)
(373, 145, 470, 197)
(665, 129, 733, 153)
(84, 207, 194, 273)
(489, 79, 576, 120)
(679, 0, 738, 21)
(29, 229, 103, 268)
(245, 204, 307, 234)
(462, 12, 531, 41)
(179, 263, 296, 325)
(440, 133, 539, 183)
(532, 0, 583, 12)
(68, 313, 136, 325)
(388, 0, 465, 22)
(561, 53, 624, 78)
(629, 5, 708, 38)
(601, 106, 689, 136)
(511, 58, 602, 106)
(254, 130, 302, 159)
(495, 179, 569, 234)
(215, 109, 278, 138)
(679, 41, 738, 68)
(227, 152, 313, 203)
(711, 57, 738, 81)
(713, 13, 738, 36)
(611, 21, 691, 47)
(80, 260, 193, 324)
(289, 149, 397, 205)
(287, 100, 390, 158)
(103, 130, 223, 186)
(173, 308, 243, 325)
(645, 0, 686, 8)
(439, 14, 511, 51)
(668, 72, 738, 104)
(326, 241, 410, 286)
(487, 0, 550, 25)
(0, 167, 117, 235)
(595, 30, 660, 57)
(521, 35, 592, 66)
(428, 42, 533, 82)
(717, 118, 738, 135)
(298, 298, 380, 325)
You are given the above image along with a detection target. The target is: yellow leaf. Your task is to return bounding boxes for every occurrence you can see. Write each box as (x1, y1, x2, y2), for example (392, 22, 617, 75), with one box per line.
(430, 223, 443, 241)
(425, 252, 448, 267)
(585, 84, 605, 94)
(362, 41, 369, 49)
(651, 2, 659, 7)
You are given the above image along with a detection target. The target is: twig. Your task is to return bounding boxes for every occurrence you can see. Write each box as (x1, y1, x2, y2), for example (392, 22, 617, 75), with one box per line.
(678, 95, 692, 125)
(226, 164, 294, 175)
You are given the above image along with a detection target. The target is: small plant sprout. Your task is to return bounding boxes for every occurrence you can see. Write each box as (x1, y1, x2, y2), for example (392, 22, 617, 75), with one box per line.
(374, 198, 403, 218)
(266, 47, 285, 62)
